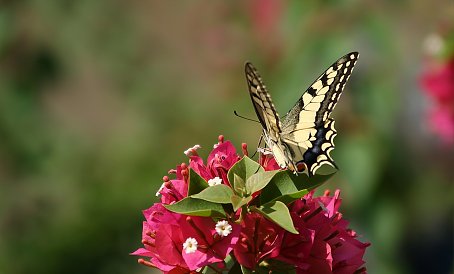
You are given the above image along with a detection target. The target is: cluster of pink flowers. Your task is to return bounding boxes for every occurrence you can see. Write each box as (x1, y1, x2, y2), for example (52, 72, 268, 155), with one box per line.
(132, 136, 369, 273)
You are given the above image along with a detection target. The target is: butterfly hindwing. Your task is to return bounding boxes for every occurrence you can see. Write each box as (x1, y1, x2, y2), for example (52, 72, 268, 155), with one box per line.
(281, 118, 338, 175)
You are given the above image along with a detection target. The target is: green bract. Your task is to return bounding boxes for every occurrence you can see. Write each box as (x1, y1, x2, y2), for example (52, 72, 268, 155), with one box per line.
(164, 197, 226, 217)
(252, 201, 298, 234)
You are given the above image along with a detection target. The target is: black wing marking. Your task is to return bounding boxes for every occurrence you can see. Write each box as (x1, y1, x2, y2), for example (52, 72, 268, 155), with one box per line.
(300, 118, 337, 175)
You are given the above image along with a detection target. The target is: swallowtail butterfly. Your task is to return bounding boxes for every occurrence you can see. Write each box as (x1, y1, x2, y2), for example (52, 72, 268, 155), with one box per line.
(245, 52, 359, 176)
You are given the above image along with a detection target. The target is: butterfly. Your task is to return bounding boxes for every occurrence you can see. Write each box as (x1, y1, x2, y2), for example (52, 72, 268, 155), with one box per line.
(245, 52, 359, 176)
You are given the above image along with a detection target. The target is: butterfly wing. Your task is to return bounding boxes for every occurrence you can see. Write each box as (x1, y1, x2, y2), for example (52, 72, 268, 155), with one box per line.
(245, 62, 282, 141)
(281, 52, 359, 176)
(245, 62, 296, 170)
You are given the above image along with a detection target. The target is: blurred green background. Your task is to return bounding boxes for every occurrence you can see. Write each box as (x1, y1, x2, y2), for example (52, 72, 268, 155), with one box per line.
(0, 1, 452, 274)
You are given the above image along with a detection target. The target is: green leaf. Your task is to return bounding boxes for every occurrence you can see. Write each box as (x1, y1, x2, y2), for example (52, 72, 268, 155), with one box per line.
(164, 197, 225, 217)
(261, 259, 297, 273)
(223, 254, 236, 273)
(272, 189, 310, 205)
(253, 201, 298, 234)
(246, 170, 280, 195)
(188, 169, 208, 196)
(191, 185, 234, 204)
(260, 170, 335, 205)
(228, 156, 262, 191)
(233, 173, 246, 195)
(231, 194, 252, 212)
(240, 265, 253, 274)
(227, 261, 242, 274)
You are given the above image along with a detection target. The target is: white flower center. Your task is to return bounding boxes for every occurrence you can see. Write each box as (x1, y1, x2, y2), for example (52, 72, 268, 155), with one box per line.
(215, 220, 233, 237)
(208, 177, 222, 186)
(183, 237, 198, 254)
(184, 144, 201, 156)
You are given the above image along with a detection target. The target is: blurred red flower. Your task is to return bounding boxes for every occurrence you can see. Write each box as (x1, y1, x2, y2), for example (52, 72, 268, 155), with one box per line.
(245, 0, 284, 60)
(420, 57, 454, 144)
(421, 59, 454, 103)
(428, 106, 454, 144)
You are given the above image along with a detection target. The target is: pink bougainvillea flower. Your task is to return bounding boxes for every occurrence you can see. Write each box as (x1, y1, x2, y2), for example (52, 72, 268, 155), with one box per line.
(132, 200, 240, 272)
(133, 136, 370, 272)
(234, 212, 284, 269)
(131, 204, 189, 272)
(290, 190, 370, 274)
(132, 206, 240, 271)
(151, 224, 188, 272)
(259, 151, 281, 171)
(189, 136, 240, 185)
(157, 176, 188, 204)
(180, 216, 240, 270)
(276, 214, 315, 271)
(143, 203, 181, 229)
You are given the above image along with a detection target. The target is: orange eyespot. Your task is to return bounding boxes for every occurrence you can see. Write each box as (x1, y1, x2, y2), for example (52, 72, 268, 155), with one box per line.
(296, 162, 306, 173)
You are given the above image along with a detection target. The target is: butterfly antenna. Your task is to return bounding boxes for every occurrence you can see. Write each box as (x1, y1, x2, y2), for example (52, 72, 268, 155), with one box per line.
(233, 110, 260, 123)
(250, 134, 263, 158)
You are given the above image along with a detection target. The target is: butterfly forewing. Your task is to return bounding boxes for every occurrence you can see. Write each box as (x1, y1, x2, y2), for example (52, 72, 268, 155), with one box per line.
(245, 62, 282, 141)
(282, 52, 359, 130)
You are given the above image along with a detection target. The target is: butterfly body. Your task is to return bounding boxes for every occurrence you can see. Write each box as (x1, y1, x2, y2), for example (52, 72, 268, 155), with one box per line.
(245, 52, 359, 176)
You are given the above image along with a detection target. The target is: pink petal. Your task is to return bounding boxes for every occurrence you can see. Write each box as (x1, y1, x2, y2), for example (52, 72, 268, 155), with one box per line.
(155, 224, 186, 267)
(130, 248, 153, 257)
(189, 156, 211, 180)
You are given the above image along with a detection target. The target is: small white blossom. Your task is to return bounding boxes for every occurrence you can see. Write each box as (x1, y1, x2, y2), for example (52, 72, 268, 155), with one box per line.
(215, 220, 233, 237)
(213, 143, 219, 149)
(155, 182, 165, 197)
(183, 237, 198, 254)
(208, 177, 222, 186)
(184, 144, 201, 156)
